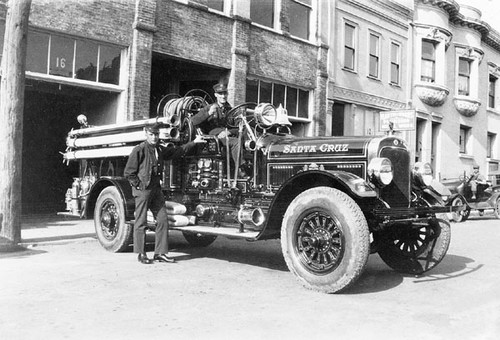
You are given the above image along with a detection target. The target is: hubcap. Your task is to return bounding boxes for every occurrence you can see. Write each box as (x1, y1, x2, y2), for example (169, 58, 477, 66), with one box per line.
(100, 200, 119, 240)
(295, 211, 344, 273)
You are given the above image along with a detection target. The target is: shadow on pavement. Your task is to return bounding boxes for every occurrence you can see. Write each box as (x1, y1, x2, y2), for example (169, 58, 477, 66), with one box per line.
(0, 247, 47, 259)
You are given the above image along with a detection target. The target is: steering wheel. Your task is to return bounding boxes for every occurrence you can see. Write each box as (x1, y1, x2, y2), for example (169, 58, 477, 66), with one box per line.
(225, 102, 258, 128)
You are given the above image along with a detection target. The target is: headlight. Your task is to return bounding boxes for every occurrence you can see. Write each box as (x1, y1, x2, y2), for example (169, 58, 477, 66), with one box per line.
(413, 162, 433, 187)
(368, 158, 393, 187)
(254, 103, 277, 128)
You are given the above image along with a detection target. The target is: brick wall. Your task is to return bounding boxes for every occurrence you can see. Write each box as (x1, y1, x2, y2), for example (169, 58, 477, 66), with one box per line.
(28, 0, 135, 46)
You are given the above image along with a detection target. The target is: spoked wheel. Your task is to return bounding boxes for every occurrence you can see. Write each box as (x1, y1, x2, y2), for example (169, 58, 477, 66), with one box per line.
(281, 187, 370, 293)
(376, 214, 451, 275)
(449, 196, 468, 223)
(94, 187, 132, 252)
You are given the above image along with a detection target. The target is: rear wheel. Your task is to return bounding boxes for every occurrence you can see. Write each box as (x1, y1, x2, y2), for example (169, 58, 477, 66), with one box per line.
(281, 187, 370, 293)
(94, 187, 132, 252)
(376, 207, 451, 275)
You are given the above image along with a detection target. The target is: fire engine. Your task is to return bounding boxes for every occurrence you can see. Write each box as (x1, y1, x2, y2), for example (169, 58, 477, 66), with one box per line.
(60, 91, 460, 293)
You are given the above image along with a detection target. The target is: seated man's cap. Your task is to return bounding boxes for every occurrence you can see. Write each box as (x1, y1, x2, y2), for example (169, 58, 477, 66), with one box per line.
(145, 123, 162, 133)
(473, 165, 480, 169)
(213, 83, 228, 93)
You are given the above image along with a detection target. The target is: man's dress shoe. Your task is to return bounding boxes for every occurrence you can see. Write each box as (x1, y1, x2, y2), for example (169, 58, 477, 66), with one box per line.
(137, 253, 153, 264)
(153, 254, 175, 263)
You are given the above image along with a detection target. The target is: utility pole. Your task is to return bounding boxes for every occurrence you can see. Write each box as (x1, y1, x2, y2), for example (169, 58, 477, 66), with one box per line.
(0, 0, 32, 250)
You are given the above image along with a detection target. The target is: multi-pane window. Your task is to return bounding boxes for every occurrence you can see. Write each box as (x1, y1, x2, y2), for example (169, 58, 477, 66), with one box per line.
(290, 0, 312, 40)
(26, 31, 122, 85)
(489, 75, 497, 108)
(390, 42, 401, 85)
(458, 57, 471, 96)
(246, 79, 309, 119)
(459, 125, 471, 154)
(369, 33, 380, 78)
(421, 40, 436, 82)
(488, 132, 496, 158)
(251, 0, 275, 28)
(344, 23, 356, 71)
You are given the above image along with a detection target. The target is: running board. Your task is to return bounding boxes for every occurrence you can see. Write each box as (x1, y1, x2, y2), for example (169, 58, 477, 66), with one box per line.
(171, 225, 260, 240)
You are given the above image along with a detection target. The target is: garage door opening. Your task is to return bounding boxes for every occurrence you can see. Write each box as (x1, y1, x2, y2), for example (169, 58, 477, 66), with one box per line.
(22, 80, 120, 215)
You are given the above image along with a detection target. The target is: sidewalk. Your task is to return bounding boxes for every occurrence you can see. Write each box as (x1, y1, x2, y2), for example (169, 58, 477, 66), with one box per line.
(20, 214, 96, 247)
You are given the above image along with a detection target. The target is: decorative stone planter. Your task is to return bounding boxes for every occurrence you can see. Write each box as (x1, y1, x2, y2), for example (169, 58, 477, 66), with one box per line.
(453, 96, 481, 117)
(415, 83, 449, 107)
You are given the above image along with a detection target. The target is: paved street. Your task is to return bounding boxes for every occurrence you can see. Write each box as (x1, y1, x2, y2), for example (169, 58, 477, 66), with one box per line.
(1, 213, 499, 340)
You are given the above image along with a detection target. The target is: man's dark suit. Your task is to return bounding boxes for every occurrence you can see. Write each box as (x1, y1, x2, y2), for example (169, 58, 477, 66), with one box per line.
(124, 141, 193, 255)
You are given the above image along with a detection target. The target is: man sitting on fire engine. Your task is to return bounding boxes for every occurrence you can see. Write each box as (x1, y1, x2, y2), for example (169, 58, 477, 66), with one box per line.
(191, 82, 245, 176)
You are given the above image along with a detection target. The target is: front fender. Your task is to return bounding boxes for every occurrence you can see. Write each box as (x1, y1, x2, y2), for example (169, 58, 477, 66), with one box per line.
(259, 170, 377, 239)
(421, 187, 447, 206)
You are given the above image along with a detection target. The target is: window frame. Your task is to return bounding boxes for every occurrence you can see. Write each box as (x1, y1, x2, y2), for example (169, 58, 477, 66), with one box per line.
(289, 0, 313, 41)
(421, 39, 436, 83)
(250, 0, 279, 31)
(368, 31, 381, 79)
(389, 41, 401, 86)
(26, 29, 125, 89)
(245, 78, 311, 121)
(487, 132, 496, 159)
(343, 21, 358, 72)
(458, 57, 471, 96)
(489, 74, 497, 109)
(459, 125, 471, 154)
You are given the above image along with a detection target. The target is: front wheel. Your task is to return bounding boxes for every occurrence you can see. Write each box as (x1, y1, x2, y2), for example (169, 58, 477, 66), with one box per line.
(494, 197, 500, 219)
(449, 196, 467, 223)
(281, 187, 370, 293)
(94, 186, 133, 252)
(376, 216, 451, 275)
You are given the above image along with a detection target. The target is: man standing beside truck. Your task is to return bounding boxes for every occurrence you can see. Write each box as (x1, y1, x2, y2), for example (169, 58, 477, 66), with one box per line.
(124, 123, 204, 264)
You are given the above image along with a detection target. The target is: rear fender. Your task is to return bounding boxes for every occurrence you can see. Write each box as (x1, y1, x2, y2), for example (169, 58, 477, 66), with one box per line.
(84, 177, 134, 220)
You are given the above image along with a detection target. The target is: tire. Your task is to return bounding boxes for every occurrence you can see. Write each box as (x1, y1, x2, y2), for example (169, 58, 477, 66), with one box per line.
(94, 186, 133, 252)
(494, 197, 500, 219)
(281, 186, 370, 293)
(449, 196, 467, 223)
(182, 232, 217, 247)
(376, 204, 451, 275)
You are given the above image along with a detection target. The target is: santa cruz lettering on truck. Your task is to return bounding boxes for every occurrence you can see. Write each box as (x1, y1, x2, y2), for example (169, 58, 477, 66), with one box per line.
(282, 143, 349, 154)
(59, 98, 463, 294)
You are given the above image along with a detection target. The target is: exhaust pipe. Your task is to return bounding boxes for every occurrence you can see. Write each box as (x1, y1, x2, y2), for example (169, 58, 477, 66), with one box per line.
(238, 206, 265, 227)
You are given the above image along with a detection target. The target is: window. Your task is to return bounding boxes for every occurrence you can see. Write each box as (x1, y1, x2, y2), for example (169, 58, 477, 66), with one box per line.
(251, 0, 275, 28)
(390, 42, 401, 85)
(246, 79, 310, 119)
(290, 0, 312, 40)
(489, 75, 497, 108)
(488, 132, 496, 158)
(459, 125, 471, 154)
(458, 57, 471, 96)
(344, 23, 356, 71)
(421, 40, 436, 82)
(368, 33, 380, 78)
(26, 31, 123, 86)
(206, 0, 224, 12)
